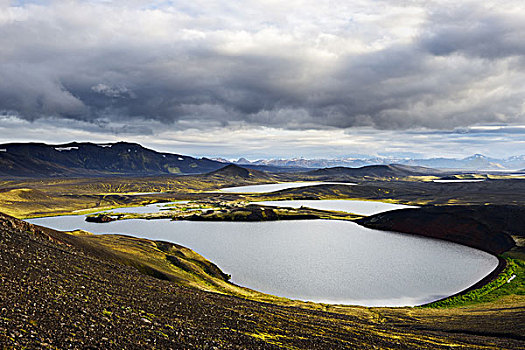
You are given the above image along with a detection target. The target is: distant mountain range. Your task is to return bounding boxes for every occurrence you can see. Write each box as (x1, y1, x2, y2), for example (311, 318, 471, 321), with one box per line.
(218, 154, 525, 171)
(1, 141, 523, 179)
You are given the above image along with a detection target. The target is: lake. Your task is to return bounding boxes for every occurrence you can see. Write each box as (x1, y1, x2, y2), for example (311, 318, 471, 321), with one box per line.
(95, 201, 189, 214)
(433, 179, 485, 183)
(102, 199, 415, 216)
(28, 212, 497, 307)
(218, 181, 357, 193)
(251, 200, 417, 216)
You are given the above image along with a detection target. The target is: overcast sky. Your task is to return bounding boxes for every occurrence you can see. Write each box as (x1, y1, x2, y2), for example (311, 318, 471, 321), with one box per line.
(1, 0, 524, 159)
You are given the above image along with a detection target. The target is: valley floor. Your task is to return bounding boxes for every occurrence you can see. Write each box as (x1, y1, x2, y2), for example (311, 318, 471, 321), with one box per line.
(1, 173, 525, 349)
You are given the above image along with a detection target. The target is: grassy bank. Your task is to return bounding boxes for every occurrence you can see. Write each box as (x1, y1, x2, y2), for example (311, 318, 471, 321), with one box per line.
(423, 258, 524, 308)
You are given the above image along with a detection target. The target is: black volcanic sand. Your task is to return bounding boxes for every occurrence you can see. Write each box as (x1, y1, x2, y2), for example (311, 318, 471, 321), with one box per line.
(1, 213, 524, 349)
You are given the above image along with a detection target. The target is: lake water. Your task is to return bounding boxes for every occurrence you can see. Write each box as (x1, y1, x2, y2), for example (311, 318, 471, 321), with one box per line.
(28, 215, 497, 307)
(94, 201, 189, 214)
(251, 200, 417, 216)
(218, 182, 357, 193)
(433, 179, 485, 183)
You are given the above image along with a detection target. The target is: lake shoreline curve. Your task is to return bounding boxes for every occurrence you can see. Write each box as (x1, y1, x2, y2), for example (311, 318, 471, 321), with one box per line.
(23, 205, 518, 308)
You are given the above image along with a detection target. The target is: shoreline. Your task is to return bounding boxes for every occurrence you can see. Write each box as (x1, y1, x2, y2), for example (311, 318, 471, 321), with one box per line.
(23, 204, 512, 309)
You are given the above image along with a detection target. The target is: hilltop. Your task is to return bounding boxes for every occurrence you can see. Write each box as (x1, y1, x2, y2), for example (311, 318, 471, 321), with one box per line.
(206, 164, 274, 180)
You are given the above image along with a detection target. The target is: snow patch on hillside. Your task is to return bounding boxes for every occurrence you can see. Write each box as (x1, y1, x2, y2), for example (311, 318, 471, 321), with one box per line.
(55, 147, 79, 152)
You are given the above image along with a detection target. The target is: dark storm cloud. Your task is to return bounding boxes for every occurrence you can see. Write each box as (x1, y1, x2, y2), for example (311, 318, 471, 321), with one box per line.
(420, 5, 525, 59)
(0, 0, 524, 132)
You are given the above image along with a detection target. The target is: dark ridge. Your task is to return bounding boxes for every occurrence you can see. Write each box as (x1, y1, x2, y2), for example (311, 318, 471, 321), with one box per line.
(357, 205, 524, 254)
(205, 164, 272, 179)
(306, 164, 443, 178)
(0, 141, 226, 178)
(207, 164, 252, 178)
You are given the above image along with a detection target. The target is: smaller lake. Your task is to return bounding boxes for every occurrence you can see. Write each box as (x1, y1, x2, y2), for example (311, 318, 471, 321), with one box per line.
(219, 182, 357, 193)
(433, 179, 485, 183)
(122, 192, 165, 196)
(251, 200, 417, 216)
(96, 201, 188, 214)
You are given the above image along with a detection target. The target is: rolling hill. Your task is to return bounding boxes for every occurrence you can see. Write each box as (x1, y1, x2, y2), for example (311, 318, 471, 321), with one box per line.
(206, 164, 274, 180)
(306, 164, 444, 178)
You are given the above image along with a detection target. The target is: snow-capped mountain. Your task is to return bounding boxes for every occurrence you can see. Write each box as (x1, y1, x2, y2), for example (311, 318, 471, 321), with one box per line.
(219, 154, 525, 171)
